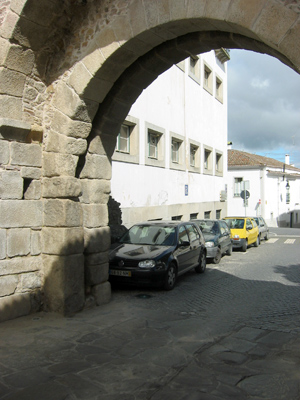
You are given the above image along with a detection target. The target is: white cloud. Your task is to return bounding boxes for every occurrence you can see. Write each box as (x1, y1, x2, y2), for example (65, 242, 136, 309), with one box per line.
(251, 78, 270, 89)
(228, 50, 300, 168)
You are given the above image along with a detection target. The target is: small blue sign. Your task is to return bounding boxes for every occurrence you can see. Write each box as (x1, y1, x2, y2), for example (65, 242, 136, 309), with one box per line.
(185, 185, 188, 196)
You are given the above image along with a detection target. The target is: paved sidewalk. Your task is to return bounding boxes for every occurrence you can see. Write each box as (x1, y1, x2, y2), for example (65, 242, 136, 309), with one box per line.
(0, 291, 300, 400)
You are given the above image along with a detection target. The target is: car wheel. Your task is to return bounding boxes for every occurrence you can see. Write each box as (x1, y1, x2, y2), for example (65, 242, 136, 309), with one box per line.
(164, 263, 177, 290)
(265, 232, 269, 241)
(212, 248, 222, 264)
(254, 236, 259, 247)
(226, 244, 233, 256)
(195, 250, 206, 273)
(242, 241, 247, 252)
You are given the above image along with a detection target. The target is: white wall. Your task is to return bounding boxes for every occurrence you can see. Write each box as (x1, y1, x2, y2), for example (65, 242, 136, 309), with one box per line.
(111, 50, 229, 226)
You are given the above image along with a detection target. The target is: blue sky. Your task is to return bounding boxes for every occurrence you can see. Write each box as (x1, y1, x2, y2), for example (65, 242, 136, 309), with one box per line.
(228, 49, 300, 168)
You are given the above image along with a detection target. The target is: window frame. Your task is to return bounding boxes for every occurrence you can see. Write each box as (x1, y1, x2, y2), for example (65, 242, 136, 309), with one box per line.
(145, 122, 165, 168)
(112, 116, 139, 164)
(203, 145, 213, 175)
(234, 177, 243, 197)
(188, 55, 200, 84)
(203, 62, 213, 95)
(215, 150, 223, 177)
(170, 132, 185, 171)
(215, 75, 223, 103)
(188, 139, 201, 173)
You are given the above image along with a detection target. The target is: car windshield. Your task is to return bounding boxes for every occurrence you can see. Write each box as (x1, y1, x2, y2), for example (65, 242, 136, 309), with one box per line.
(225, 218, 245, 229)
(119, 225, 176, 246)
(198, 221, 220, 235)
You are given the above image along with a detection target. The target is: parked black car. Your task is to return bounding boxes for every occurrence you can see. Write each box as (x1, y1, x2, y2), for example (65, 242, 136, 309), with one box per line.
(193, 219, 232, 264)
(251, 216, 269, 241)
(109, 221, 206, 290)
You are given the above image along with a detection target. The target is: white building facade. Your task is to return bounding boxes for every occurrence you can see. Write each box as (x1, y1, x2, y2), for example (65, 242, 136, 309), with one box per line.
(227, 150, 300, 228)
(110, 50, 229, 230)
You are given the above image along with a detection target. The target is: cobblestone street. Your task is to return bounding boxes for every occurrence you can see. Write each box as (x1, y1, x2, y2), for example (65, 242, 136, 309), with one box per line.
(1, 231, 300, 399)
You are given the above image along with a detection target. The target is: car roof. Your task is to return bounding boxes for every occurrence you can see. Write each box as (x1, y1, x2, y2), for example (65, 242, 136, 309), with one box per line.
(132, 220, 195, 227)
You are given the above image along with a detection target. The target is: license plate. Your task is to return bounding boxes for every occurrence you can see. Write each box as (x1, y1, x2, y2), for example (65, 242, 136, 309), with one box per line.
(109, 269, 131, 277)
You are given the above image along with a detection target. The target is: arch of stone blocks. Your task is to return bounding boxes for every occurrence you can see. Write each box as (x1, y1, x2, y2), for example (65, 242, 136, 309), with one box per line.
(0, 0, 299, 320)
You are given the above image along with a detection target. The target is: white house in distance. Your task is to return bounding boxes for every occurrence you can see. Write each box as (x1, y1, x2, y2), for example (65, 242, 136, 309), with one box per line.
(110, 49, 230, 231)
(227, 149, 300, 228)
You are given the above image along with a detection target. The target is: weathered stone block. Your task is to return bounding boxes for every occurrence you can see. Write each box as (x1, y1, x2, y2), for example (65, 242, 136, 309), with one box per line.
(43, 199, 83, 227)
(82, 49, 105, 76)
(0, 170, 23, 199)
(92, 281, 111, 306)
(42, 177, 82, 198)
(0, 275, 18, 296)
(52, 81, 95, 123)
(85, 251, 109, 266)
(2, 44, 34, 75)
(79, 153, 112, 180)
(11, 142, 42, 167)
(31, 230, 41, 255)
(0, 200, 42, 228)
(80, 179, 110, 204)
(84, 227, 111, 254)
(0, 140, 9, 164)
(0, 255, 41, 276)
(24, 180, 41, 200)
(89, 132, 117, 157)
(0, 10, 19, 40)
(42, 227, 84, 255)
(7, 228, 31, 257)
(43, 254, 85, 314)
(51, 110, 92, 139)
(0, 95, 23, 120)
(85, 262, 109, 286)
(82, 204, 108, 228)
(21, 167, 41, 179)
(0, 67, 26, 97)
(20, 271, 42, 291)
(0, 293, 32, 322)
(0, 118, 31, 141)
(0, 229, 6, 260)
(42, 152, 78, 177)
(45, 130, 87, 155)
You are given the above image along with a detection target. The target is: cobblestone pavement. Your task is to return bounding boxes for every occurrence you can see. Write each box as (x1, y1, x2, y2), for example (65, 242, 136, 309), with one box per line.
(0, 237, 300, 399)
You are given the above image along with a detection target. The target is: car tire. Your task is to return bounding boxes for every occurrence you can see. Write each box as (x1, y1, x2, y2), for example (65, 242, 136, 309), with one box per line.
(164, 263, 177, 290)
(254, 236, 259, 247)
(242, 241, 247, 252)
(212, 248, 222, 264)
(265, 232, 269, 241)
(226, 244, 233, 256)
(195, 250, 206, 273)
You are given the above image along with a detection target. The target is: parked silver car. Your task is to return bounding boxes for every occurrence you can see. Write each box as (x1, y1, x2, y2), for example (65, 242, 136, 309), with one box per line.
(252, 216, 269, 241)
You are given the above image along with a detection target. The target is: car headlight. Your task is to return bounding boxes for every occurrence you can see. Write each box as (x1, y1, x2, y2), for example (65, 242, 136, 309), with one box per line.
(138, 260, 156, 269)
(233, 235, 240, 240)
(205, 241, 215, 248)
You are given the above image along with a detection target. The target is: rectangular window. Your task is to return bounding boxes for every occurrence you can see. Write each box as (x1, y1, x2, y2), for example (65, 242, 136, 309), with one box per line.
(216, 210, 221, 219)
(148, 132, 159, 159)
(116, 124, 130, 153)
(172, 215, 182, 221)
(204, 149, 210, 169)
(215, 77, 223, 103)
(189, 55, 200, 83)
(216, 153, 222, 172)
(203, 64, 213, 94)
(190, 145, 197, 167)
(171, 139, 180, 163)
(190, 213, 198, 220)
(204, 211, 211, 219)
(234, 178, 243, 197)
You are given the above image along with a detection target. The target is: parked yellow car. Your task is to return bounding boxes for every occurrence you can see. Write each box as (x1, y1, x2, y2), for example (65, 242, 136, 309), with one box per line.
(223, 217, 259, 252)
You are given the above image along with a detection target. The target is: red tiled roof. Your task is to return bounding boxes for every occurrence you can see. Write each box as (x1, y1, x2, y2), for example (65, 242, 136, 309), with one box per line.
(228, 149, 300, 172)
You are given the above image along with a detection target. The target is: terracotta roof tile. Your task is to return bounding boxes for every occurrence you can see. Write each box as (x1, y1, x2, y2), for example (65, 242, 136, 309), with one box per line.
(228, 149, 300, 172)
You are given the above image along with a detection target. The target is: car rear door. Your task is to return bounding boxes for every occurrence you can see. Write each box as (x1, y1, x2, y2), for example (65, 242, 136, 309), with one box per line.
(220, 221, 231, 252)
(176, 225, 192, 272)
(185, 223, 201, 266)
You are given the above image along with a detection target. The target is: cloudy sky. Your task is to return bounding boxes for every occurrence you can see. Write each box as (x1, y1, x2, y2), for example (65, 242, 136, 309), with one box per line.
(227, 49, 300, 168)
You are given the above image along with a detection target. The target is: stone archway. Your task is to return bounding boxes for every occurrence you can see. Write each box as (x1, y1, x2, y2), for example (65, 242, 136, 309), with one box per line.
(0, 0, 299, 320)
